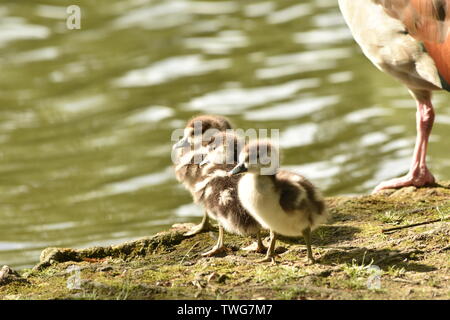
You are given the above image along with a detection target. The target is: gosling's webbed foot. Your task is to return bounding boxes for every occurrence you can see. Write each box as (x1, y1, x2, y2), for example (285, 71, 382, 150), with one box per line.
(256, 230, 277, 264)
(242, 242, 268, 254)
(201, 245, 228, 257)
(301, 227, 316, 265)
(184, 220, 214, 237)
(256, 255, 276, 264)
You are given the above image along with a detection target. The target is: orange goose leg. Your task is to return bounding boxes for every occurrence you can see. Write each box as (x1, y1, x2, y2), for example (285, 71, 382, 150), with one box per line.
(374, 91, 436, 192)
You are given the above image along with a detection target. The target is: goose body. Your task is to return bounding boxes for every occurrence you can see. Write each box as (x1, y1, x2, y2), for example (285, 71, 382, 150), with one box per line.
(230, 141, 328, 262)
(339, 0, 450, 191)
(339, 0, 447, 90)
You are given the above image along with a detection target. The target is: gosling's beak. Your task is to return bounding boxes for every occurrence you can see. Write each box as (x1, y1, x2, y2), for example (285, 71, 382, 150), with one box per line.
(229, 163, 247, 176)
(172, 137, 190, 150)
(199, 157, 209, 166)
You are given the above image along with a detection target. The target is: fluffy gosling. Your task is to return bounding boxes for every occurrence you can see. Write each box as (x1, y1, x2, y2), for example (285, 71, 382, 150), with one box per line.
(173, 115, 232, 236)
(196, 131, 265, 256)
(229, 140, 328, 263)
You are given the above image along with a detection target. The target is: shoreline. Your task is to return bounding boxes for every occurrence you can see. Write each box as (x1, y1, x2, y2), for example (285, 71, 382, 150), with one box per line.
(1, 183, 449, 300)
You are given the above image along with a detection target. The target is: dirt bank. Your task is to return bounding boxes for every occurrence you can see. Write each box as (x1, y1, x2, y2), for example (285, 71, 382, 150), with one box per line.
(1, 183, 449, 300)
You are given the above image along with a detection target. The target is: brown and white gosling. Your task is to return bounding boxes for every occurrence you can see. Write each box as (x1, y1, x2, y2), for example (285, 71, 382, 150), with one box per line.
(196, 131, 265, 256)
(229, 140, 328, 263)
(173, 115, 232, 236)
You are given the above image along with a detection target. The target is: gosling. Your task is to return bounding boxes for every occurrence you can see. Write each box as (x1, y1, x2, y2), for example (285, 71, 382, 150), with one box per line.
(173, 115, 232, 236)
(229, 140, 328, 263)
(196, 131, 265, 256)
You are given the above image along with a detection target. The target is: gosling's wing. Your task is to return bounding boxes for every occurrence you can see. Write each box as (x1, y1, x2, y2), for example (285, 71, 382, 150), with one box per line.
(275, 171, 324, 214)
(277, 178, 303, 213)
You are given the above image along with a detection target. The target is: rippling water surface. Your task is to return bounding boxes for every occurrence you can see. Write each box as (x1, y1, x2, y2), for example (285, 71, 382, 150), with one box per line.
(1, 0, 449, 268)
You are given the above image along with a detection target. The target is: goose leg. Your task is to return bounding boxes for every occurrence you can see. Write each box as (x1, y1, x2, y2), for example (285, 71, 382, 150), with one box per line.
(374, 91, 436, 193)
(201, 224, 227, 257)
(184, 211, 213, 236)
(257, 230, 277, 263)
(302, 227, 315, 264)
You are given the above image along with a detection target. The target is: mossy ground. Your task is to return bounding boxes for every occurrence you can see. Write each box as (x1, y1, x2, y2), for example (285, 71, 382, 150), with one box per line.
(1, 183, 449, 300)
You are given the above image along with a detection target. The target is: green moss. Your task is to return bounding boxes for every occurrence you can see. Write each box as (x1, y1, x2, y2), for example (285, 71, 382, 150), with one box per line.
(1, 183, 449, 300)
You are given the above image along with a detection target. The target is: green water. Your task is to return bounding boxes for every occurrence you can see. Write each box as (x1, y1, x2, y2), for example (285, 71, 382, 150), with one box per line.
(0, 0, 449, 269)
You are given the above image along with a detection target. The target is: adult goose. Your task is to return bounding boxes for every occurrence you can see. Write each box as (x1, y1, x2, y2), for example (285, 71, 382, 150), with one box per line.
(338, 0, 450, 192)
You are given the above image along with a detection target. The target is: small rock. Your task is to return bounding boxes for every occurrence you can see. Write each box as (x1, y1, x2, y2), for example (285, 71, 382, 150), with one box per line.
(0, 266, 26, 286)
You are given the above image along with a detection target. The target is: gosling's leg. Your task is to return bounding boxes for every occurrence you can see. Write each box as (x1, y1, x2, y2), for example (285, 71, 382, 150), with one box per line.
(302, 227, 315, 264)
(257, 230, 277, 263)
(242, 231, 268, 253)
(256, 231, 268, 253)
(202, 224, 227, 257)
(184, 211, 213, 236)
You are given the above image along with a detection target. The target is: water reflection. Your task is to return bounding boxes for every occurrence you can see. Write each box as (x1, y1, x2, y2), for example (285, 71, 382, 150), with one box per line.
(246, 95, 338, 121)
(187, 79, 320, 114)
(0, 18, 49, 47)
(115, 55, 231, 87)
